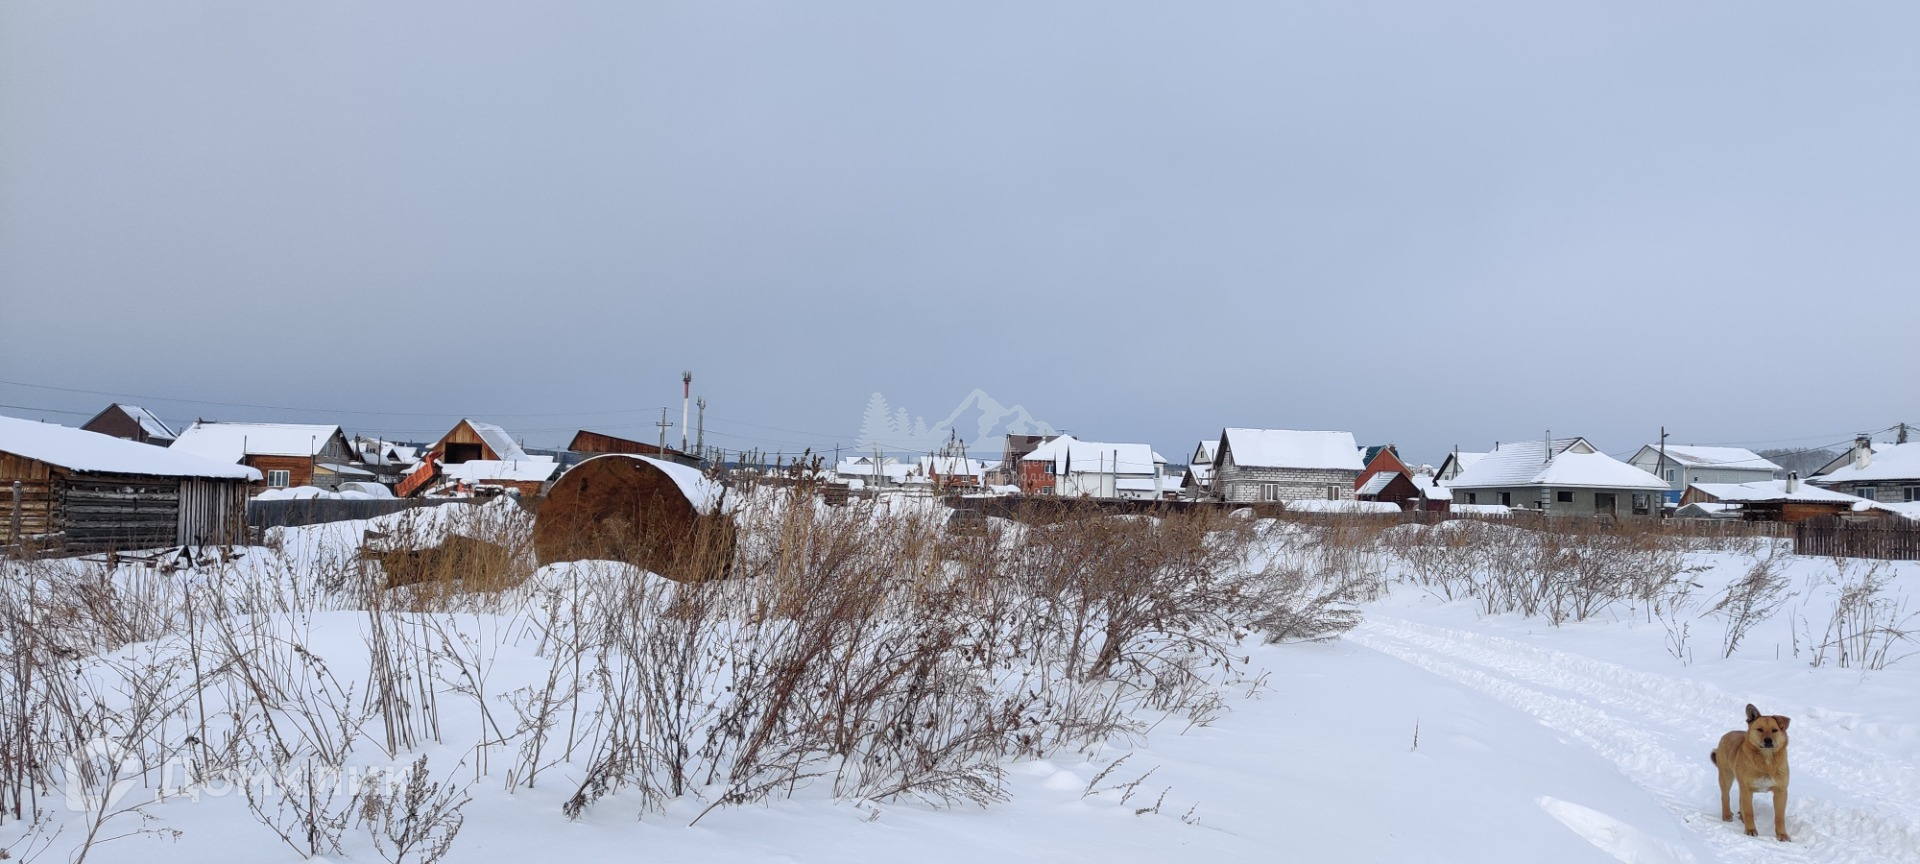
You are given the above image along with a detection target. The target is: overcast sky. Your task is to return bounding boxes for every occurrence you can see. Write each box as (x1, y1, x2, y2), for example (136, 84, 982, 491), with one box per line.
(3, 1, 1916, 466)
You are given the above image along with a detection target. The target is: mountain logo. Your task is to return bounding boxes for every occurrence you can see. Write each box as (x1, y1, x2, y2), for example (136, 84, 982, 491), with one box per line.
(855, 390, 1055, 454)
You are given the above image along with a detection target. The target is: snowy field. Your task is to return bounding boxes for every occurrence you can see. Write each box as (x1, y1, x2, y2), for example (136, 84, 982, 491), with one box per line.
(1, 502, 1915, 864)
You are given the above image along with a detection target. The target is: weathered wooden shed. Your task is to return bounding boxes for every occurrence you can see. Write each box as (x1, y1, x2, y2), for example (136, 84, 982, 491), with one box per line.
(533, 455, 734, 582)
(1, 415, 260, 554)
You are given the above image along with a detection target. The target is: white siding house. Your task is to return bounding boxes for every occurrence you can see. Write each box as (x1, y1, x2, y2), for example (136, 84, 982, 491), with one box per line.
(1627, 444, 1781, 503)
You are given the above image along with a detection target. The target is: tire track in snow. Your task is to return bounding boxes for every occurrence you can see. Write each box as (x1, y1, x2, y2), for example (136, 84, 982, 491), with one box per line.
(1351, 618, 1920, 864)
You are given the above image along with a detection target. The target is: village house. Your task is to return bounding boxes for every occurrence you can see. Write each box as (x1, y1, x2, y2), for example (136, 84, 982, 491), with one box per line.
(1209, 428, 1363, 503)
(1680, 474, 1878, 523)
(1179, 439, 1217, 499)
(836, 455, 911, 489)
(2, 414, 257, 552)
(1446, 437, 1666, 516)
(397, 419, 558, 497)
(170, 421, 362, 492)
(1020, 435, 1167, 498)
(80, 403, 177, 446)
(1354, 445, 1420, 509)
(1808, 436, 1920, 504)
(1626, 444, 1781, 504)
(1434, 449, 1487, 482)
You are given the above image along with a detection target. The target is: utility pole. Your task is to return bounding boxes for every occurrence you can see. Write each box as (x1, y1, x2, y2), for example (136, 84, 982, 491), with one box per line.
(681, 371, 692, 453)
(657, 408, 671, 456)
(1657, 426, 1669, 519)
(696, 397, 707, 464)
(1901, 422, 1910, 445)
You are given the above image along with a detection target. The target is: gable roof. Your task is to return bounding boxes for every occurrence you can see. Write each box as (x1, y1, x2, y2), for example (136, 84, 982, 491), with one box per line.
(1357, 471, 1400, 496)
(1021, 435, 1166, 476)
(84, 404, 177, 441)
(1809, 441, 1920, 484)
(1631, 444, 1780, 472)
(1193, 440, 1218, 465)
(171, 421, 348, 463)
(1448, 438, 1666, 491)
(1217, 428, 1364, 472)
(0, 414, 260, 480)
(460, 420, 529, 462)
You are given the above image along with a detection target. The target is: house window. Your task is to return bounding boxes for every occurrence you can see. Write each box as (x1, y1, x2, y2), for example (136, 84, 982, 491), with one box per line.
(267, 470, 291, 488)
(1664, 469, 1675, 482)
(1556, 490, 1574, 503)
(1907, 487, 1920, 503)
(1326, 485, 1341, 500)
(1467, 493, 1478, 505)
(1261, 483, 1282, 502)
(1499, 492, 1512, 507)
(1594, 493, 1617, 513)
(1857, 486, 1878, 502)
(1632, 493, 1651, 515)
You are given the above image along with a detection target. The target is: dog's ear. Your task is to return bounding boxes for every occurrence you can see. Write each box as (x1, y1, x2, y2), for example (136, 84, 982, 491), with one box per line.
(1745, 704, 1761, 724)
(1775, 716, 1790, 731)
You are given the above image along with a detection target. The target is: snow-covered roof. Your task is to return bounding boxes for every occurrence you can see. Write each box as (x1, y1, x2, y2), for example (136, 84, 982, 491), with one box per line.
(1448, 438, 1666, 491)
(1877, 501, 1920, 522)
(1193, 440, 1217, 465)
(1633, 445, 1780, 472)
(1021, 435, 1165, 476)
(1809, 442, 1920, 484)
(1410, 473, 1449, 498)
(171, 421, 345, 462)
(1183, 463, 1214, 486)
(440, 457, 559, 485)
(1219, 429, 1364, 472)
(116, 405, 176, 440)
(1282, 499, 1402, 514)
(1675, 502, 1739, 518)
(1357, 472, 1400, 496)
(0, 414, 260, 480)
(1687, 480, 1866, 505)
(463, 421, 530, 462)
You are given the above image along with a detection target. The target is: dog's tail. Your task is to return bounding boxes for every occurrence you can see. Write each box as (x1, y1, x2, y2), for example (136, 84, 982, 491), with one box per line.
(1710, 751, 1717, 765)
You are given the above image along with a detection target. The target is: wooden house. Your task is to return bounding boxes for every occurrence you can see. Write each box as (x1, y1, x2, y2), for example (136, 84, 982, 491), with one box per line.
(1681, 475, 1880, 523)
(80, 403, 177, 446)
(1354, 445, 1420, 509)
(398, 419, 567, 498)
(1210, 428, 1364, 503)
(2, 415, 257, 553)
(170, 421, 359, 493)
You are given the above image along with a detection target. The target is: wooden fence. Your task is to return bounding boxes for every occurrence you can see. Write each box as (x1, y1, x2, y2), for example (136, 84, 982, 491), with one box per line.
(1794, 516, 1920, 561)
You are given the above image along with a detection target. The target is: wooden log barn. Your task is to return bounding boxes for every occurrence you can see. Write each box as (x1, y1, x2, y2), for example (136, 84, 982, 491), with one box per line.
(2, 414, 260, 554)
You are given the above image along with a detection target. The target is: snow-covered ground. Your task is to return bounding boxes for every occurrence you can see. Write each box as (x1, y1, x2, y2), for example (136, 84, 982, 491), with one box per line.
(5, 512, 1917, 864)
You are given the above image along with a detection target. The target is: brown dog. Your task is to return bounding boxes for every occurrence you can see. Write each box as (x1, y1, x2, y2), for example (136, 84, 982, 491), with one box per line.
(1712, 703, 1791, 841)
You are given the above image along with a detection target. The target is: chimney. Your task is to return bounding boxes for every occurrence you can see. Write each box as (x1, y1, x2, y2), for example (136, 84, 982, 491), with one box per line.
(1854, 434, 1873, 470)
(1786, 471, 1799, 494)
